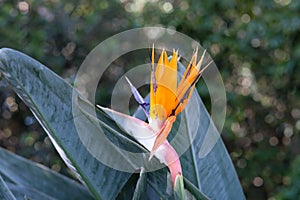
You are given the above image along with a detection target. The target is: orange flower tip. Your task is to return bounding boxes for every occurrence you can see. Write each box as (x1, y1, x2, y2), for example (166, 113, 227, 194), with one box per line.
(174, 173, 185, 200)
(196, 49, 207, 70)
(150, 116, 176, 156)
(199, 59, 213, 75)
(173, 48, 179, 55)
(195, 46, 199, 53)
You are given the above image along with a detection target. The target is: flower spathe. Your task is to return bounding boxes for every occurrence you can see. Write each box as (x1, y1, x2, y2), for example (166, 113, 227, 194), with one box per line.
(98, 46, 209, 198)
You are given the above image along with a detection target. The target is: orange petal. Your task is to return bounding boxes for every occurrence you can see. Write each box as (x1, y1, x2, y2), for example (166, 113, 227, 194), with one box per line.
(151, 47, 178, 119)
(173, 49, 207, 116)
(150, 46, 157, 119)
(149, 116, 176, 159)
(151, 49, 178, 120)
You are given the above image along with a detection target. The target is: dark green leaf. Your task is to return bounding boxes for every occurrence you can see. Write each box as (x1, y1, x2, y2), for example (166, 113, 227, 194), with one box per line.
(132, 168, 147, 200)
(0, 48, 245, 200)
(0, 147, 93, 200)
(0, 48, 133, 200)
(0, 175, 16, 200)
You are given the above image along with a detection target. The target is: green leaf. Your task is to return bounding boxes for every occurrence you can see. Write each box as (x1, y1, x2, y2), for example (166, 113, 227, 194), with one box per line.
(0, 48, 245, 200)
(0, 175, 16, 200)
(168, 94, 246, 199)
(0, 48, 134, 199)
(5, 184, 57, 200)
(107, 62, 246, 199)
(132, 168, 147, 200)
(183, 177, 209, 200)
(0, 147, 93, 200)
(174, 174, 184, 200)
(167, 63, 245, 199)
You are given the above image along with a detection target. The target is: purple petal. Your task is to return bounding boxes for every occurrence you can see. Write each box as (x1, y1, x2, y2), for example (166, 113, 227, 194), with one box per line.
(125, 76, 149, 118)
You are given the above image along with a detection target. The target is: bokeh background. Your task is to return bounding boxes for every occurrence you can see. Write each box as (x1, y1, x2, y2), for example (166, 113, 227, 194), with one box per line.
(0, 0, 299, 199)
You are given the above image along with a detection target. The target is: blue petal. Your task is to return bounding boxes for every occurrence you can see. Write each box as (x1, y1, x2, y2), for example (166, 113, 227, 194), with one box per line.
(125, 76, 150, 118)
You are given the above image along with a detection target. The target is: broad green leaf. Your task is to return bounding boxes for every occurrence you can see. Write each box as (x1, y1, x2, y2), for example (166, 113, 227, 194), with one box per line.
(0, 48, 187, 199)
(0, 147, 93, 200)
(183, 177, 209, 200)
(105, 62, 246, 199)
(0, 48, 244, 199)
(0, 48, 135, 199)
(132, 168, 147, 200)
(174, 65, 245, 199)
(77, 97, 176, 199)
(144, 64, 245, 199)
(5, 183, 57, 200)
(0, 175, 16, 200)
(98, 94, 243, 199)
(96, 102, 211, 199)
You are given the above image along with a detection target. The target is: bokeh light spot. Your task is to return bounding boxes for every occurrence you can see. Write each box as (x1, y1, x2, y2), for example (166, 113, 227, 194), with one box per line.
(161, 2, 173, 13)
(269, 136, 279, 146)
(17, 1, 29, 14)
(253, 176, 264, 187)
(241, 14, 251, 23)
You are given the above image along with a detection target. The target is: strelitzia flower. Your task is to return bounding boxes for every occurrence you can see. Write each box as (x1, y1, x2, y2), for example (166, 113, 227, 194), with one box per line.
(98, 46, 209, 199)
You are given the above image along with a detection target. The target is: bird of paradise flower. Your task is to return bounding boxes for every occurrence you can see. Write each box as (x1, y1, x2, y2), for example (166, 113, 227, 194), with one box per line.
(98, 46, 211, 199)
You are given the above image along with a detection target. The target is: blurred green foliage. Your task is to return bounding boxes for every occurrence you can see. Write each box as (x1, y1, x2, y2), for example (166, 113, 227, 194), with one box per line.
(275, 154, 300, 199)
(0, 0, 299, 199)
